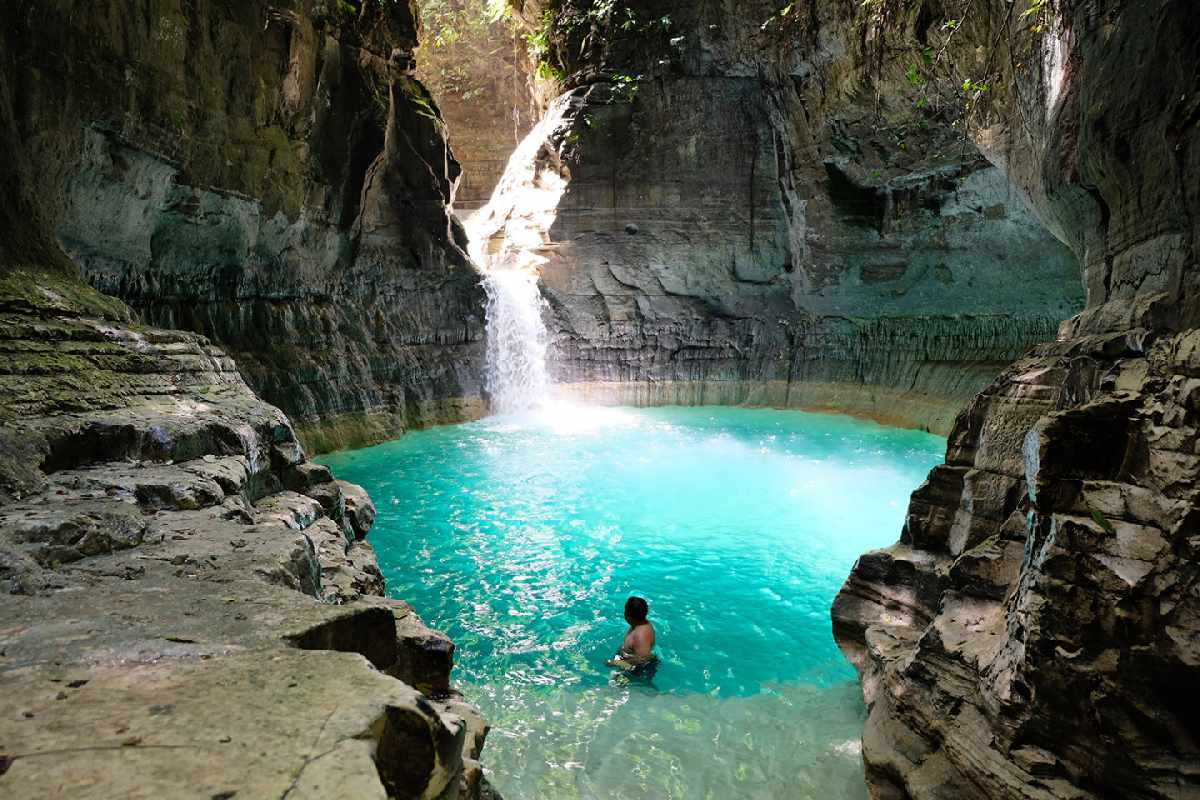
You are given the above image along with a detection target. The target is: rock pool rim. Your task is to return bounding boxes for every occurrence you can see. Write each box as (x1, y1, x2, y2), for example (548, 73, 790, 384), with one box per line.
(311, 397, 956, 455)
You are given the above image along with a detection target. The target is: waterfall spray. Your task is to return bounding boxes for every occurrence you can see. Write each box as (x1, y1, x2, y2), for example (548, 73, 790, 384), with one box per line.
(482, 270, 552, 413)
(466, 92, 580, 415)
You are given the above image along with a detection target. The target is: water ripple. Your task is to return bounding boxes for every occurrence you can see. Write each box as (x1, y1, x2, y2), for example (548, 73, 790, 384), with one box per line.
(319, 406, 945, 799)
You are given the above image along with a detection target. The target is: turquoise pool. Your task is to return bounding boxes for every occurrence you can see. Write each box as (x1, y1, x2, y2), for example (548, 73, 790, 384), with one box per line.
(318, 406, 945, 799)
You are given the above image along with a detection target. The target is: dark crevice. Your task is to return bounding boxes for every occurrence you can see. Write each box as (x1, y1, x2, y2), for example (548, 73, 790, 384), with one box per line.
(824, 160, 887, 229)
(339, 113, 385, 230)
(285, 606, 398, 671)
(375, 705, 436, 799)
(1084, 185, 1113, 300)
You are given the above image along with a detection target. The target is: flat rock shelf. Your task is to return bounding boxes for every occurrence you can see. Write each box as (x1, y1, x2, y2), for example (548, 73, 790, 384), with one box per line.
(319, 406, 945, 799)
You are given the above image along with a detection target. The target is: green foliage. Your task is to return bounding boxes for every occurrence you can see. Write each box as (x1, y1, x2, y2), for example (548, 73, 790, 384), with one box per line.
(536, 60, 566, 82)
(610, 71, 640, 102)
(399, 77, 439, 119)
(523, 0, 675, 87)
(525, 13, 553, 59)
(519, 10, 564, 86)
(1021, 0, 1053, 34)
(855, 0, 1062, 129)
(423, 0, 512, 45)
(961, 78, 989, 100)
(1090, 509, 1117, 535)
(331, 0, 398, 17)
(760, 3, 794, 32)
(417, 0, 519, 102)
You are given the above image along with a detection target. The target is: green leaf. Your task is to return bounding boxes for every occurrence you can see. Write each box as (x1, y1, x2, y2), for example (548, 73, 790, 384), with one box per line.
(1090, 510, 1117, 535)
(536, 60, 565, 82)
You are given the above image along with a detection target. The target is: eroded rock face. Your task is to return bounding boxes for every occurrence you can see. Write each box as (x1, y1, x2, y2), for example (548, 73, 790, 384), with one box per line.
(1, 0, 485, 453)
(0, 275, 496, 799)
(834, 2, 1200, 797)
(480, 0, 1083, 433)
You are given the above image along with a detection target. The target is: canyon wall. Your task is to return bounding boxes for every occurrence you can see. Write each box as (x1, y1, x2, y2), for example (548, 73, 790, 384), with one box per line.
(416, 7, 538, 214)
(0, 271, 495, 798)
(0, 2, 499, 795)
(833, 1, 1200, 797)
(3, 0, 485, 454)
(479, 0, 1083, 433)
(2, 0, 1196, 797)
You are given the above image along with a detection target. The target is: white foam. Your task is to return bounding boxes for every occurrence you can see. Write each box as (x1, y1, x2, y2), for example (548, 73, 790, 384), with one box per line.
(466, 92, 581, 418)
(481, 269, 553, 414)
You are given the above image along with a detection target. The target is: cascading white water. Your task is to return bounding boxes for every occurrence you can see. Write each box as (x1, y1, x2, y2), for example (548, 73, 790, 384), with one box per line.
(482, 270, 552, 413)
(466, 91, 579, 414)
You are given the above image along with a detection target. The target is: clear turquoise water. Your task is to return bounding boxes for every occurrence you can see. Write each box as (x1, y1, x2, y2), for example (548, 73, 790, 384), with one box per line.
(317, 406, 945, 799)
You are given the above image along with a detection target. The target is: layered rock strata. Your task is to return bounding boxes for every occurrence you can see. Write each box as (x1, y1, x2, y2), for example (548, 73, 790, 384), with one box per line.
(0, 272, 495, 798)
(477, 0, 1083, 433)
(2, 0, 485, 453)
(834, 1, 1200, 797)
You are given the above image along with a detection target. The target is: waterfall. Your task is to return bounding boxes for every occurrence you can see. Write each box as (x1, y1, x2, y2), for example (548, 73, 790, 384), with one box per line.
(482, 270, 552, 413)
(466, 91, 579, 415)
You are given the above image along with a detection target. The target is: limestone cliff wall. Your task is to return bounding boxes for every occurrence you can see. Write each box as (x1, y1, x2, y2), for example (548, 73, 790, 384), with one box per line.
(0, 2, 499, 794)
(481, 0, 1083, 433)
(0, 270, 496, 798)
(2, 0, 485, 453)
(833, 2, 1200, 797)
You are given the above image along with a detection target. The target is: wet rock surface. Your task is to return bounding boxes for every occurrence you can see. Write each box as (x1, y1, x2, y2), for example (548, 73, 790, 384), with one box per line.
(834, 2, 1200, 797)
(0, 277, 496, 798)
(835, 328, 1200, 800)
(479, 0, 1083, 434)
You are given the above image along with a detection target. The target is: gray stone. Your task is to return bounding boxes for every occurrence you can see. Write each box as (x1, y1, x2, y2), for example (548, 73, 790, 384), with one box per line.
(832, 3, 1200, 794)
(339, 480, 377, 540)
(0, 278, 495, 799)
(1, 1, 486, 455)
(480, 0, 1084, 434)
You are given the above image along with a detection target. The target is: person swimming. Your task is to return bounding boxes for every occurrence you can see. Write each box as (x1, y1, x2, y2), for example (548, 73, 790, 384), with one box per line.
(606, 596, 657, 673)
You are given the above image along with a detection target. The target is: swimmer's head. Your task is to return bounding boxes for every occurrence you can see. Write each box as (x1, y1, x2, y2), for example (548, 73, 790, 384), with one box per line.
(624, 596, 649, 625)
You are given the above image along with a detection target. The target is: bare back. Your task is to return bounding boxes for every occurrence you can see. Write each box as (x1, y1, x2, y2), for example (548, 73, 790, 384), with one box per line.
(621, 621, 656, 662)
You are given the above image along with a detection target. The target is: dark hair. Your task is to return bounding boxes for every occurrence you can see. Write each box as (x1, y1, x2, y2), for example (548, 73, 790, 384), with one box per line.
(624, 596, 649, 623)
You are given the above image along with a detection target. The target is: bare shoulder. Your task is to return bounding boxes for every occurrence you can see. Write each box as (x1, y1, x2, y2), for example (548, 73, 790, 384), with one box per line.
(641, 622, 656, 648)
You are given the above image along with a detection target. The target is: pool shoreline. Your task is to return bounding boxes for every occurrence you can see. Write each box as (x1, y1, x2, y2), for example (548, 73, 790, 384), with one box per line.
(319, 406, 946, 799)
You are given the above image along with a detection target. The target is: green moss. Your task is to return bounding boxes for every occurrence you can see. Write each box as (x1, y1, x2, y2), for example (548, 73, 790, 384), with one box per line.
(296, 397, 488, 455)
(0, 269, 132, 322)
(399, 77, 439, 120)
